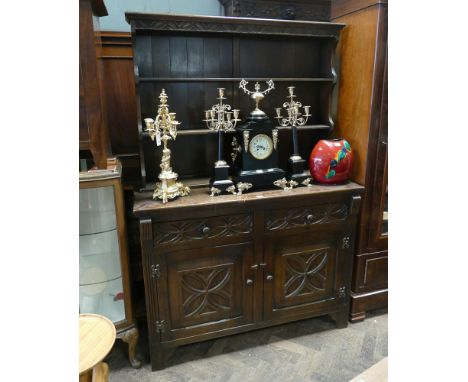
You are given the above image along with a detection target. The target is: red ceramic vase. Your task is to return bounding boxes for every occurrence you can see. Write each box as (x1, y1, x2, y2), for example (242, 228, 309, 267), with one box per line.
(309, 139, 353, 184)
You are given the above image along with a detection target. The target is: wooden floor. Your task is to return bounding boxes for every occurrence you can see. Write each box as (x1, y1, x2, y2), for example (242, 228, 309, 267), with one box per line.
(108, 309, 387, 382)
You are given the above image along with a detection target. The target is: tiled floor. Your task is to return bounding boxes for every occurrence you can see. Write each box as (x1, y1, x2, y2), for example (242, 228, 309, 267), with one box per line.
(108, 309, 387, 382)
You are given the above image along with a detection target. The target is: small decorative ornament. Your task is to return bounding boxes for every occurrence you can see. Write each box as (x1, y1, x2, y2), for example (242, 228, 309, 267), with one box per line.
(226, 182, 253, 195)
(209, 187, 221, 197)
(144, 89, 190, 203)
(239, 79, 275, 121)
(273, 178, 298, 190)
(309, 139, 353, 184)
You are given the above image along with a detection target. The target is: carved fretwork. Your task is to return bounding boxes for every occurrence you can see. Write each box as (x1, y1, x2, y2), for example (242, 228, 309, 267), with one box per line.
(266, 203, 348, 231)
(284, 249, 328, 299)
(224, 0, 331, 22)
(181, 265, 233, 318)
(154, 214, 252, 245)
(126, 15, 342, 39)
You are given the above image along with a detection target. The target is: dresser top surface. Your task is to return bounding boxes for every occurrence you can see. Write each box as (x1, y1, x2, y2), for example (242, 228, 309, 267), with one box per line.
(133, 182, 364, 216)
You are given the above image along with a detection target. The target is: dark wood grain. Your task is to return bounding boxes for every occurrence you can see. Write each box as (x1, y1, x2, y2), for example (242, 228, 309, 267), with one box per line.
(126, 13, 345, 185)
(134, 183, 363, 370)
(331, 0, 388, 321)
(220, 0, 331, 21)
(79, 0, 109, 169)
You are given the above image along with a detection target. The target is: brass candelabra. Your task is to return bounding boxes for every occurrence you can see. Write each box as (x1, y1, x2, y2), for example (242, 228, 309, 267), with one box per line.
(275, 86, 312, 184)
(144, 89, 189, 204)
(203, 88, 241, 193)
(239, 79, 275, 121)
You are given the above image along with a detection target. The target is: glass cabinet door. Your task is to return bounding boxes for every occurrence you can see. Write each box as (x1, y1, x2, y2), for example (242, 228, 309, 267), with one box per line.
(79, 185, 126, 324)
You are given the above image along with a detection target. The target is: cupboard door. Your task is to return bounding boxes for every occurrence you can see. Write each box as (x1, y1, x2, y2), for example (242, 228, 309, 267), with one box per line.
(157, 242, 255, 342)
(263, 231, 342, 321)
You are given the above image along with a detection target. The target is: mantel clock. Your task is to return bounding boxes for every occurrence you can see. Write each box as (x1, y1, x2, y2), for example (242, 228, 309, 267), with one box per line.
(232, 80, 285, 187)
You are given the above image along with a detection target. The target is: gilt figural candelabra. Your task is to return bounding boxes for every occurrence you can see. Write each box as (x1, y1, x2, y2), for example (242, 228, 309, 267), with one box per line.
(144, 89, 190, 204)
(203, 88, 241, 193)
(275, 86, 312, 184)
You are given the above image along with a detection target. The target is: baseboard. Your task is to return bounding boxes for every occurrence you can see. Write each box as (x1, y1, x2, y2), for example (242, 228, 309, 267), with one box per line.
(349, 289, 388, 322)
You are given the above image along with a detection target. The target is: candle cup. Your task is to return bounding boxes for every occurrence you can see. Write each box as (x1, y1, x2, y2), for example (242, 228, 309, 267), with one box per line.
(233, 109, 240, 120)
(226, 112, 232, 121)
(144, 118, 154, 127)
(288, 86, 295, 96)
(218, 88, 225, 98)
(304, 106, 311, 116)
(210, 110, 216, 119)
(205, 110, 210, 120)
(275, 108, 282, 118)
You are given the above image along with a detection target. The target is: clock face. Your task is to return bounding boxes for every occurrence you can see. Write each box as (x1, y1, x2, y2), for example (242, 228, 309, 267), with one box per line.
(249, 134, 273, 160)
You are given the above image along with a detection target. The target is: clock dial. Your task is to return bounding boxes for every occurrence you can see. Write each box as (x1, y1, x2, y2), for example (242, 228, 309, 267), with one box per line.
(249, 134, 273, 160)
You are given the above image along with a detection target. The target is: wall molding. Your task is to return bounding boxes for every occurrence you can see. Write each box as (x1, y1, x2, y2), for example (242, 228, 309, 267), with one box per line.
(98, 31, 133, 59)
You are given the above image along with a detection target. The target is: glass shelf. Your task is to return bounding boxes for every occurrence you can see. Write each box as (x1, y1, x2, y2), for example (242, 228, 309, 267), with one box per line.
(79, 276, 125, 323)
(80, 187, 117, 234)
(79, 185, 125, 324)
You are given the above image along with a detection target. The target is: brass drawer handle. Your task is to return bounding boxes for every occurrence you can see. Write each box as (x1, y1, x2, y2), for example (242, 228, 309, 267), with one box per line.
(246, 278, 254, 286)
(201, 225, 211, 235)
(306, 214, 313, 223)
(266, 275, 273, 281)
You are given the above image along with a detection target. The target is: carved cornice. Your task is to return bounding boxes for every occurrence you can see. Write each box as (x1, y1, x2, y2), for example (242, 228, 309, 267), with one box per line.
(221, 0, 331, 22)
(125, 13, 344, 38)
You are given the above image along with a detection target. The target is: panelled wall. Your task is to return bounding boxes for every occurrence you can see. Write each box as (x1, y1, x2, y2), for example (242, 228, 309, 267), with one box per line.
(99, 32, 141, 187)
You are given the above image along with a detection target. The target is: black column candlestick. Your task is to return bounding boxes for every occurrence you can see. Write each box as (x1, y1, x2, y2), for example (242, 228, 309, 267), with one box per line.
(275, 86, 312, 185)
(203, 88, 241, 193)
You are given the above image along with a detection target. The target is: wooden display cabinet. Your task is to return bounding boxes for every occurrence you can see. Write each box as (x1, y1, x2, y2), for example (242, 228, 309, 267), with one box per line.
(134, 184, 363, 370)
(331, 0, 388, 321)
(79, 159, 141, 368)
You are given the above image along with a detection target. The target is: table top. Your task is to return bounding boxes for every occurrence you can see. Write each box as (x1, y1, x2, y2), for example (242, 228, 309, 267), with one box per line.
(79, 314, 116, 375)
(133, 181, 364, 215)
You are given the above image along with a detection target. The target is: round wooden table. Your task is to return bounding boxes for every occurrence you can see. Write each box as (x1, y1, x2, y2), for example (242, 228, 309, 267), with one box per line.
(79, 314, 116, 382)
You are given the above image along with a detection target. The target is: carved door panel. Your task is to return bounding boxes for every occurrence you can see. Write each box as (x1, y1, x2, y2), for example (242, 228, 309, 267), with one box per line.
(157, 242, 255, 342)
(263, 231, 342, 321)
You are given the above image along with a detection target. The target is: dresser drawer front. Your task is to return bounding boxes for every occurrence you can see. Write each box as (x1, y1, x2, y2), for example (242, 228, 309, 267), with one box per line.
(265, 202, 349, 232)
(153, 214, 253, 245)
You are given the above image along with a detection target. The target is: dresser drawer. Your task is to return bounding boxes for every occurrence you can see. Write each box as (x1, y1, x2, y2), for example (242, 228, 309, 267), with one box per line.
(265, 202, 349, 232)
(153, 214, 253, 246)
